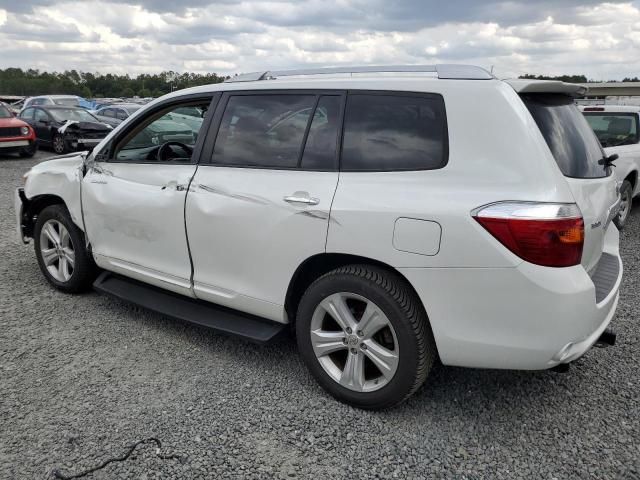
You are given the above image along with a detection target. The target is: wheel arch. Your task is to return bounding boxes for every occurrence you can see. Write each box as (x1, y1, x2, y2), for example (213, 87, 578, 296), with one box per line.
(624, 170, 638, 195)
(285, 253, 429, 325)
(22, 194, 66, 238)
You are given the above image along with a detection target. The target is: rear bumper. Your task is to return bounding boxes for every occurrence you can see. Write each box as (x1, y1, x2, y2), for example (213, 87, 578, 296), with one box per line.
(400, 225, 622, 370)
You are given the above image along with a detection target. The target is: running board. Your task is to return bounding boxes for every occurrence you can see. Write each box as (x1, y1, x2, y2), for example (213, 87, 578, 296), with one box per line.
(93, 272, 286, 344)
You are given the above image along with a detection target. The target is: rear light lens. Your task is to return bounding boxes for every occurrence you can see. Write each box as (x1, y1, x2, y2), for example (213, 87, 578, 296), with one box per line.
(473, 202, 584, 267)
(583, 107, 604, 111)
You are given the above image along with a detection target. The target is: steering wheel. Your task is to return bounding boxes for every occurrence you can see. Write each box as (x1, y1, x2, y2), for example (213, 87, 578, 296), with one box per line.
(157, 141, 193, 162)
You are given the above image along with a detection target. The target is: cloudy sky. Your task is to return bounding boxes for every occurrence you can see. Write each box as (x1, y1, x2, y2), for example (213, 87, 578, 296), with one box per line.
(0, 0, 639, 79)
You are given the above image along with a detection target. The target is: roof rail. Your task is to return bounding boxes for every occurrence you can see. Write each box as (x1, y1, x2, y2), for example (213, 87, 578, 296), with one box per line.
(225, 64, 493, 83)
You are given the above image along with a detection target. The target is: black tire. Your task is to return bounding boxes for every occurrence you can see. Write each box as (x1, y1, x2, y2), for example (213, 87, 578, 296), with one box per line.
(296, 265, 436, 409)
(34, 205, 98, 293)
(614, 180, 633, 230)
(52, 133, 67, 154)
(19, 142, 37, 158)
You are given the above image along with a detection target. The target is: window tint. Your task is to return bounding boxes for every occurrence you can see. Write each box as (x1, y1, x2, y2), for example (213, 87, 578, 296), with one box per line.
(100, 108, 114, 118)
(341, 94, 447, 171)
(584, 112, 639, 148)
(114, 100, 209, 163)
(20, 108, 34, 120)
(213, 94, 315, 168)
(300, 96, 341, 170)
(522, 94, 608, 179)
(115, 109, 127, 120)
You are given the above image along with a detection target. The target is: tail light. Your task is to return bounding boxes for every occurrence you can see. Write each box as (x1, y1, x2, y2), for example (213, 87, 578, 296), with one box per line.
(473, 202, 584, 267)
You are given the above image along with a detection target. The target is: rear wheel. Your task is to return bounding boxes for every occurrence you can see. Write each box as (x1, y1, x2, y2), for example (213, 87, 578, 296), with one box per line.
(34, 205, 98, 293)
(296, 265, 436, 409)
(614, 180, 633, 230)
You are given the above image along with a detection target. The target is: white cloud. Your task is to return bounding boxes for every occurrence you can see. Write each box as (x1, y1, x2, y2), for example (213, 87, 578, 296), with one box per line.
(0, 0, 639, 80)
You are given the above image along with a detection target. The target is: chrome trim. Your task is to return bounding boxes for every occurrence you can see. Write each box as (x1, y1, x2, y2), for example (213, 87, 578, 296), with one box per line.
(472, 201, 582, 220)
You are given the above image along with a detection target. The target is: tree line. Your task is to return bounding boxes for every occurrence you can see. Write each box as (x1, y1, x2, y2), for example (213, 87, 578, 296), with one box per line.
(0, 68, 228, 99)
(519, 74, 640, 83)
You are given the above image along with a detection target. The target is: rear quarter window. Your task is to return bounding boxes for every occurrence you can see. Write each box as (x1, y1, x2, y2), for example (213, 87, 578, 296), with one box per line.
(522, 94, 608, 179)
(341, 93, 448, 171)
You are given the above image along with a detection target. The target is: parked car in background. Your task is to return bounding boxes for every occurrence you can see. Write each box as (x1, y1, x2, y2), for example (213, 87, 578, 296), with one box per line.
(581, 105, 640, 228)
(92, 103, 143, 126)
(0, 102, 37, 157)
(21, 95, 84, 111)
(16, 65, 623, 409)
(19, 106, 112, 154)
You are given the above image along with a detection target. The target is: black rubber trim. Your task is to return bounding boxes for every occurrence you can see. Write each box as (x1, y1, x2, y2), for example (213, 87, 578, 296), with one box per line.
(93, 272, 285, 344)
(590, 253, 620, 303)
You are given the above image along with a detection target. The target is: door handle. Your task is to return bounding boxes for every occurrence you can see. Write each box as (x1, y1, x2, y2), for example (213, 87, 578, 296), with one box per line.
(284, 194, 320, 205)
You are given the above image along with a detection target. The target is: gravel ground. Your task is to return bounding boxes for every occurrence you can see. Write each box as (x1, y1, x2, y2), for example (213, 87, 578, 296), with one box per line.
(1, 148, 639, 480)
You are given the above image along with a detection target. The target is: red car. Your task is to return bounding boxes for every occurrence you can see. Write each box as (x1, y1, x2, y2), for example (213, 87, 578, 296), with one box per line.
(0, 102, 37, 157)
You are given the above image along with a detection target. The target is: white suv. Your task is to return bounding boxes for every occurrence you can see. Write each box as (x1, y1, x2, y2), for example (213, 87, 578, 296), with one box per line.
(581, 105, 640, 228)
(15, 65, 623, 409)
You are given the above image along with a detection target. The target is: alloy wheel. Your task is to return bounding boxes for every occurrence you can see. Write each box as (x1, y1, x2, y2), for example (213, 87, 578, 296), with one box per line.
(310, 292, 399, 392)
(39, 219, 75, 282)
(618, 188, 631, 224)
(53, 136, 65, 154)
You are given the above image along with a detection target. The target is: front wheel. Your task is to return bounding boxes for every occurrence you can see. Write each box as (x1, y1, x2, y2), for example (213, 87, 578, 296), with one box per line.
(19, 142, 38, 158)
(296, 265, 436, 409)
(614, 180, 633, 230)
(34, 205, 98, 293)
(52, 133, 67, 154)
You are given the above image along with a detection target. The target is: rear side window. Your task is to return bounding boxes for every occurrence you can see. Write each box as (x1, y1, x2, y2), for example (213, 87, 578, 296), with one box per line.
(341, 93, 448, 171)
(522, 94, 608, 179)
(213, 94, 315, 168)
(583, 112, 639, 148)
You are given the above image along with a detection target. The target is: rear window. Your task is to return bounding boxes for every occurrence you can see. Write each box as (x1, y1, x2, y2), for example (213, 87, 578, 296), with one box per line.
(583, 112, 639, 148)
(341, 93, 448, 171)
(522, 94, 608, 179)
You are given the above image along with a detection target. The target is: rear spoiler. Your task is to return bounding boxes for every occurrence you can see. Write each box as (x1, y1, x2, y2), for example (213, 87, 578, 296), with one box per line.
(505, 79, 587, 97)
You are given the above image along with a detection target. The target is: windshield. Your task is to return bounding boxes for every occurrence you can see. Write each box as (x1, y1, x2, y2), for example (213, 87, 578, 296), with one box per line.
(53, 97, 80, 106)
(124, 105, 142, 114)
(583, 112, 639, 148)
(522, 94, 608, 179)
(49, 108, 98, 123)
(0, 105, 12, 118)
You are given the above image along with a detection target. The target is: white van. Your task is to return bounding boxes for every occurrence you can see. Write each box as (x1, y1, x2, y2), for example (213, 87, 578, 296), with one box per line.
(16, 65, 622, 408)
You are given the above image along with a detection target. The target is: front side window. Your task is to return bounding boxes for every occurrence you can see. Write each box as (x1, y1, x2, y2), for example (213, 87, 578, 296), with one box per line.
(341, 93, 448, 171)
(34, 109, 49, 123)
(114, 100, 210, 163)
(213, 94, 316, 168)
(115, 109, 128, 120)
(522, 94, 608, 179)
(583, 112, 639, 148)
(99, 108, 114, 118)
(20, 108, 34, 120)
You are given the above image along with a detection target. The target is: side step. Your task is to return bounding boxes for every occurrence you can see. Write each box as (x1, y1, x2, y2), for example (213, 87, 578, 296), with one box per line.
(93, 272, 286, 344)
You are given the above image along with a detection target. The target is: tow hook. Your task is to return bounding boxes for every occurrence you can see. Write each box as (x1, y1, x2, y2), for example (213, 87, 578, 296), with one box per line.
(595, 328, 617, 348)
